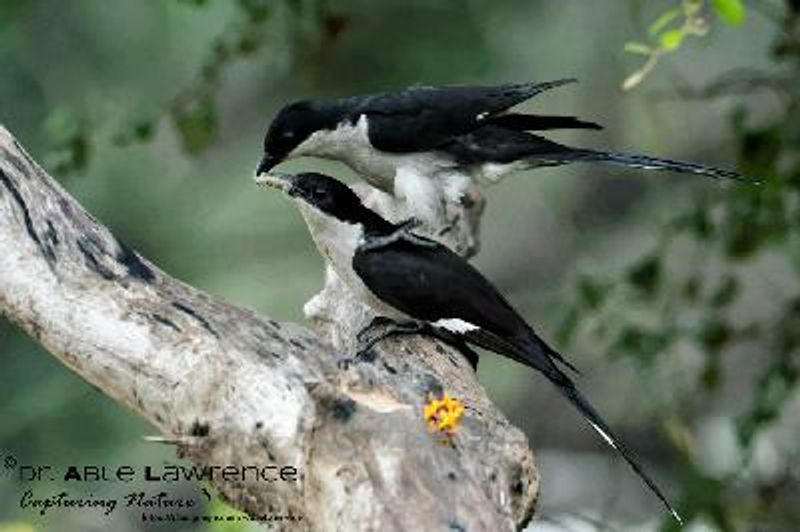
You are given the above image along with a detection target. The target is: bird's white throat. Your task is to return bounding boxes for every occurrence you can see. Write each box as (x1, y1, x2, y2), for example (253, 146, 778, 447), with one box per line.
(296, 201, 364, 270)
(291, 115, 393, 180)
(294, 200, 407, 320)
(290, 115, 453, 195)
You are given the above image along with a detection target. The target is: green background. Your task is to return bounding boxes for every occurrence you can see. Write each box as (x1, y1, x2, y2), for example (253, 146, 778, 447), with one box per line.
(0, 1, 797, 530)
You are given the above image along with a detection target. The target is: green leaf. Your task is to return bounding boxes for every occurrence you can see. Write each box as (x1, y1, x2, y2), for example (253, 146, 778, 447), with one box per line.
(0, 1, 31, 30)
(171, 92, 217, 154)
(236, 29, 264, 54)
(659, 29, 685, 51)
(700, 351, 721, 390)
(738, 124, 782, 173)
(682, 276, 701, 302)
(697, 318, 731, 351)
(42, 107, 91, 176)
(684, 204, 713, 239)
(555, 307, 579, 347)
(237, 0, 271, 23)
(684, 0, 705, 16)
(673, 468, 730, 530)
(724, 216, 763, 260)
(43, 107, 82, 144)
(624, 42, 652, 55)
(736, 356, 798, 447)
(628, 254, 661, 297)
(712, 0, 746, 26)
(648, 7, 681, 35)
(711, 276, 739, 308)
(577, 276, 608, 310)
(112, 117, 156, 146)
(612, 326, 671, 364)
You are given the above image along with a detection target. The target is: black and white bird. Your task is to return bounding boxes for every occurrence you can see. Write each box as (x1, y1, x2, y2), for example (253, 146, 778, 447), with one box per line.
(256, 79, 748, 227)
(256, 170, 683, 524)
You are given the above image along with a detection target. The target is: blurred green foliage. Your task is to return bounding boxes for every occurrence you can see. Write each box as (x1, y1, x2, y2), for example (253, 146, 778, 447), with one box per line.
(624, 0, 747, 89)
(557, 2, 800, 528)
(1, 0, 798, 531)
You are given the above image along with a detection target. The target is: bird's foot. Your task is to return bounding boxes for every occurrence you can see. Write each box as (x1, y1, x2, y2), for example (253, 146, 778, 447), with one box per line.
(396, 217, 423, 232)
(359, 217, 438, 252)
(354, 318, 430, 359)
(355, 316, 398, 342)
(437, 217, 458, 237)
(352, 317, 480, 372)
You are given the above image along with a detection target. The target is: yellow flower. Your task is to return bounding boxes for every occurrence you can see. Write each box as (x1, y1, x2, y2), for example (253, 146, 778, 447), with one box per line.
(423, 392, 465, 437)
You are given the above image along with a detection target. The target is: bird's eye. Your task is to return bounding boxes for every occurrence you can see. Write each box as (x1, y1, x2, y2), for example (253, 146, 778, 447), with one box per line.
(283, 131, 295, 138)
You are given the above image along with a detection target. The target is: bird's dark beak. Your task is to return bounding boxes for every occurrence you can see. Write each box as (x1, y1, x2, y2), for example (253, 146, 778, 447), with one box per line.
(256, 153, 280, 176)
(254, 171, 296, 193)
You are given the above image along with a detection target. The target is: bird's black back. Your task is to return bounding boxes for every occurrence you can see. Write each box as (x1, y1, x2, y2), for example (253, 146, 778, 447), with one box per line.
(353, 238, 531, 344)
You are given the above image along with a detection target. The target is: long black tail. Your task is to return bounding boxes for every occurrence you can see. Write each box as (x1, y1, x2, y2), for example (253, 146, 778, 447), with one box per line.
(511, 334, 683, 524)
(559, 148, 755, 184)
(555, 379, 683, 525)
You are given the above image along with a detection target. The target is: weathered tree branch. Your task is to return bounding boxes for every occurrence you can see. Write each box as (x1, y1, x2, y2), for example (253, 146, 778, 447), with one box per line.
(0, 126, 538, 531)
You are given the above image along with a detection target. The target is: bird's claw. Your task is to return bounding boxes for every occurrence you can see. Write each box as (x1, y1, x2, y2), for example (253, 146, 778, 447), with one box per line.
(354, 317, 480, 372)
(359, 219, 437, 252)
(337, 349, 377, 371)
(354, 318, 429, 354)
(437, 222, 455, 237)
(397, 217, 423, 231)
(356, 316, 395, 342)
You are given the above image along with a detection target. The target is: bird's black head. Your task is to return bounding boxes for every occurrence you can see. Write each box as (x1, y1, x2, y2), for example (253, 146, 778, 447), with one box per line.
(257, 100, 343, 175)
(256, 171, 393, 233)
(287, 172, 364, 221)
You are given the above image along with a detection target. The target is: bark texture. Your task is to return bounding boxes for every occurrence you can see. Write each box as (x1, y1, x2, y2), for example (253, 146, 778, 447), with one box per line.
(0, 126, 538, 531)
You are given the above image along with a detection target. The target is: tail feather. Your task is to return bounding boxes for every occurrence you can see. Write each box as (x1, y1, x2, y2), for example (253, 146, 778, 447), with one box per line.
(513, 334, 683, 524)
(490, 113, 603, 132)
(464, 328, 581, 375)
(508, 78, 579, 101)
(563, 149, 756, 184)
(557, 378, 683, 525)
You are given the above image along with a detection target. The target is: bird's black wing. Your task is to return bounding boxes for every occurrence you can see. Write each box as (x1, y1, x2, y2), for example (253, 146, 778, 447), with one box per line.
(352, 237, 576, 374)
(352, 237, 682, 523)
(347, 79, 579, 153)
(353, 237, 532, 343)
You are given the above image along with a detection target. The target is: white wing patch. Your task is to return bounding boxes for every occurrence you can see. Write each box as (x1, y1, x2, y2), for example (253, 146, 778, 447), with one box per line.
(588, 420, 618, 450)
(433, 318, 480, 334)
